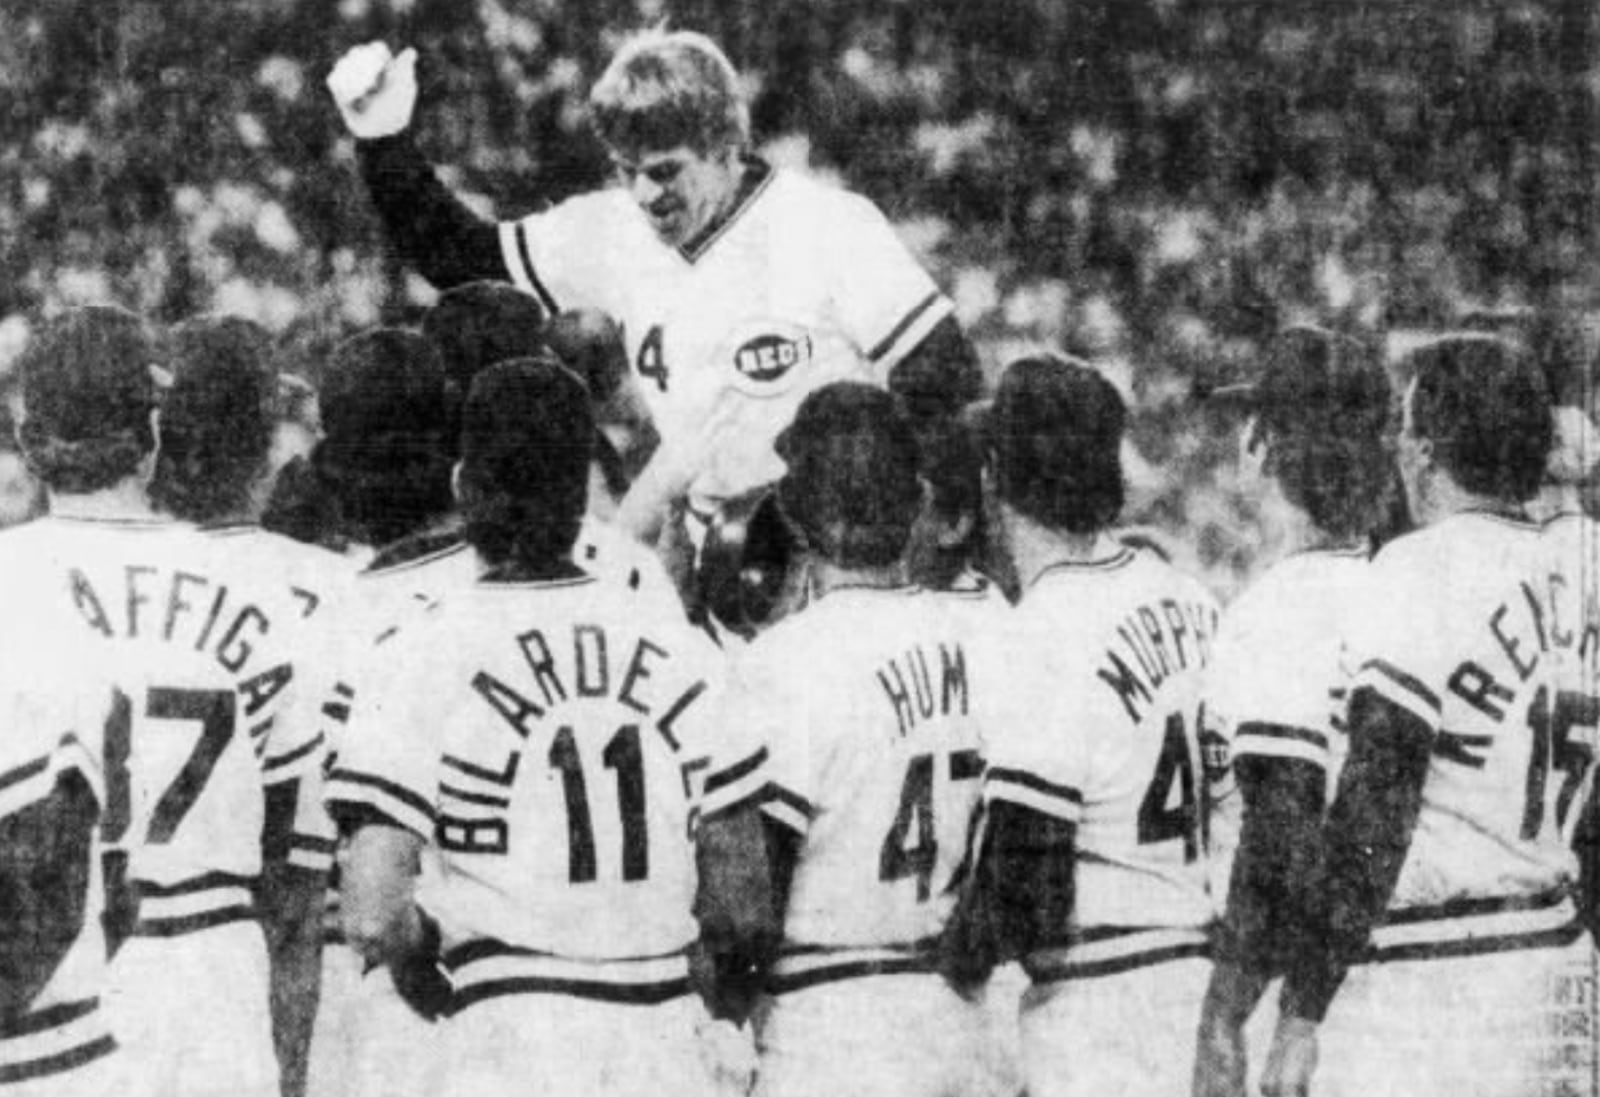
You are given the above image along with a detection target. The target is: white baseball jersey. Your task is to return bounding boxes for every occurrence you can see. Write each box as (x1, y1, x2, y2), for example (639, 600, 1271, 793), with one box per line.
(1346, 512, 1591, 948)
(0, 516, 332, 936)
(716, 584, 1000, 992)
(326, 572, 749, 1009)
(985, 544, 1220, 975)
(499, 161, 953, 502)
(0, 605, 117, 1090)
(1202, 546, 1369, 897)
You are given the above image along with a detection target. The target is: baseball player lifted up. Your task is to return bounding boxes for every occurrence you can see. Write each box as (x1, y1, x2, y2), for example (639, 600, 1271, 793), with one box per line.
(941, 356, 1221, 1097)
(1258, 335, 1597, 1097)
(326, 358, 764, 1097)
(1189, 326, 1395, 1097)
(325, 30, 979, 537)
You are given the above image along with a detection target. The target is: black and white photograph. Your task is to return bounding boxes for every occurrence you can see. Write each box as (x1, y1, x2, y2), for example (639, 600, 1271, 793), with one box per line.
(0, 2, 1597, 1096)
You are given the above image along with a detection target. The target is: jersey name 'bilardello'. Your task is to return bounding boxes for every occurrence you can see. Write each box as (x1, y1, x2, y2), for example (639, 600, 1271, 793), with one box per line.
(470, 623, 711, 752)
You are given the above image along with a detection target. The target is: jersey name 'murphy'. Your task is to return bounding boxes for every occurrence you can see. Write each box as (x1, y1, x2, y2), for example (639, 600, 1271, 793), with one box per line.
(1099, 597, 1218, 723)
(876, 641, 968, 738)
(67, 565, 292, 706)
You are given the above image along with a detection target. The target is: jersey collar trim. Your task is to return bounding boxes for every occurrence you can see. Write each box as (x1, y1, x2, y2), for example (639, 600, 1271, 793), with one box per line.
(1029, 547, 1136, 588)
(473, 573, 597, 590)
(1453, 507, 1537, 531)
(677, 156, 775, 265)
(46, 514, 172, 530)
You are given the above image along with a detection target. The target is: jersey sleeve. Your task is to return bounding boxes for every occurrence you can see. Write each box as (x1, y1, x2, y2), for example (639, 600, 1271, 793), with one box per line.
(1342, 561, 1445, 738)
(1206, 588, 1343, 771)
(0, 649, 111, 821)
(500, 191, 635, 318)
(979, 627, 1088, 825)
(822, 190, 953, 377)
(323, 622, 442, 842)
(708, 641, 817, 836)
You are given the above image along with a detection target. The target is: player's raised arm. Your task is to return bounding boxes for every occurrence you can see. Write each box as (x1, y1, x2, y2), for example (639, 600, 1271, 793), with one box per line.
(327, 43, 507, 289)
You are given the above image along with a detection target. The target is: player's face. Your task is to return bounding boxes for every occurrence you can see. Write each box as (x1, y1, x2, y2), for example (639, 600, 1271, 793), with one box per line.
(612, 145, 744, 250)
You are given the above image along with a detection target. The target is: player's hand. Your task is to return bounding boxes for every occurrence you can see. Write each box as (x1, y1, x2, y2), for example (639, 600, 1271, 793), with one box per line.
(327, 42, 418, 139)
(936, 902, 996, 1003)
(390, 909, 451, 1022)
(688, 937, 767, 1028)
(1259, 1015, 1318, 1097)
(1192, 1010, 1248, 1097)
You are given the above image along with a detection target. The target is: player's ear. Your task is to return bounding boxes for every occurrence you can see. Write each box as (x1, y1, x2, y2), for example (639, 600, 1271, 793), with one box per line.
(1239, 414, 1269, 479)
(449, 460, 465, 506)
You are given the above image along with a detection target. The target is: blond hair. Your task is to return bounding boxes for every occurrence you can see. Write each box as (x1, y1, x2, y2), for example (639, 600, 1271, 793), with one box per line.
(589, 29, 749, 156)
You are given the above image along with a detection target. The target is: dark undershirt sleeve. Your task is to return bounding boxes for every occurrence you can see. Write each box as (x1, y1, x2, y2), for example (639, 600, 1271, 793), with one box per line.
(1216, 748, 1328, 976)
(357, 134, 509, 290)
(0, 772, 98, 1022)
(887, 316, 983, 425)
(1279, 687, 1432, 1022)
(949, 799, 1077, 968)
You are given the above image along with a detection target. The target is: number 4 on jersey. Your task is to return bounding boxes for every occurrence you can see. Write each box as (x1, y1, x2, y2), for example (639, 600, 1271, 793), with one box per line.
(635, 324, 668, 392)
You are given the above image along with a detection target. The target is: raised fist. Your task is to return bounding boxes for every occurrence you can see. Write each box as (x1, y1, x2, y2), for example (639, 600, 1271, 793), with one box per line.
(327, 42, 418, 139)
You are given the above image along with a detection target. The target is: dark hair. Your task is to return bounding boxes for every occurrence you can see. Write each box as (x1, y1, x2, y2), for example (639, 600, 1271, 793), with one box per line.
(1406, 335, 1552, 503)
(1254, 327, 1395, 541)
(776, 383, 923, 569)
(314, 329, 454, 547)
(151, 316, 276, 522)
(458, 357, 592, 571)
(990, 355, 1125, 535)
(19, 305, 158, 493)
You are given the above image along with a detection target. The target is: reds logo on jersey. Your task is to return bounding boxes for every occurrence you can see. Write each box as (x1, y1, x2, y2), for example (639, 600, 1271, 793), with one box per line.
(720, 319, 817, 396)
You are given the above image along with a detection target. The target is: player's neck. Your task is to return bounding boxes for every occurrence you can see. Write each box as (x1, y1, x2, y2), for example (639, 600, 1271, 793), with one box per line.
(1266, 494, 1359, 560)
(47, 480, 159, 523)
(809, 556, 910, 599)
(1006, 512, 1116, 587)
(1529, 481, 1583, 525)
(1417, 474, 1526, 528)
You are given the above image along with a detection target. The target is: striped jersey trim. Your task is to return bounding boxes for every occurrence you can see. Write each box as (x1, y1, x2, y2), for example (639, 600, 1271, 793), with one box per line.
(0, 753, 51, 817)
(1363, 892, 1583, 963)
(866, 292, 950, 366)
(985, 766, 1083, 823)
(0, 998, 116, 1084)
(1028, 548, 1137, 588)
(442, 941, 690, 1013)
(264, 732, 325, 777)
(498, 221, 560, 314)
(767, 942, 939, 995)
(130, 871, 258, 937)
(326, 768, 437, 839)
(699, 747, 772, 821)
(755, 783, 818, 835)
(1357, 659, 1441, 723)
(1024, 925, 1211, 982)
(1233, 721, 1331, 767)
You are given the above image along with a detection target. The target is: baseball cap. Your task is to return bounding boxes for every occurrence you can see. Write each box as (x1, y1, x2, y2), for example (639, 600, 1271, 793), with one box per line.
(775, 381, 921, 567)
(20, 306, 161, 443)
(318, 328, 448, 469)
(1209, 325, 1390, 437)
(420, 281, 548, 394)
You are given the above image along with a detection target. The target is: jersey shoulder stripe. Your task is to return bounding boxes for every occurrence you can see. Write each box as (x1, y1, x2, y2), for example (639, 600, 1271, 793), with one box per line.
(754, 783, 818, 835)
(1233, 721, 1331, 767)
(1356, 658, 1442, 725)
(985, 765, 1083, 822)
(0, 997, 116, 1085)
(866, 290, 948, 365)
(325, 767, 436, 838)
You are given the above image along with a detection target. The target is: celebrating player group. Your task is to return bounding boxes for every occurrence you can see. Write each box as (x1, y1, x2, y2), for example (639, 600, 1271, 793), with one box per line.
(2, 24, 1598, 1097)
